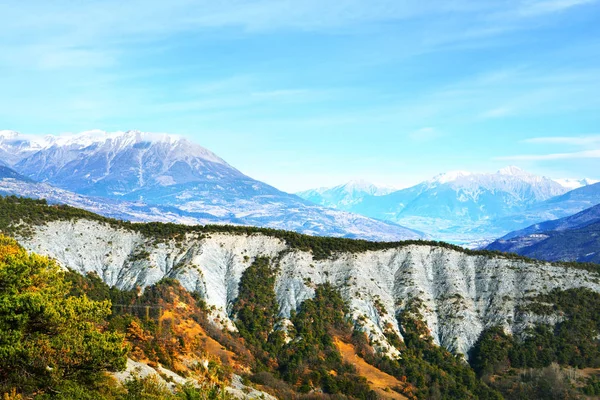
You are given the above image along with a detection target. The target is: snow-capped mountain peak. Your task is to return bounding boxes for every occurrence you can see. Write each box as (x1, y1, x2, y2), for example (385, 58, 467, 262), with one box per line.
(0, 130, 239, 198)
(343, 179, 375, 190)
(497, 165, 531, 177)
(0, 131, 46, 165)
(45, 130, 143, 148)
(0, 131, 424, 242)
(296, 179, 396, 210)
(0, 130, 227, 165)
(554, 178, 600, 190)
(2, 130, 228, 167)
(437, 166, 566, 201)
(0, 130, 20, 139)
(37, 130, 223, 160)
(299, 166, 577, 243)
(427, 166, 559, 189)
(339, 179, 396, 196)
(429, 170, 472, 184)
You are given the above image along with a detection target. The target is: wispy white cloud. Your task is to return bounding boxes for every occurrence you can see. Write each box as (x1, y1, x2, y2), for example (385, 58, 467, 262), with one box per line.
(480, 107, 513, 119)
(496, 149, 600, 161)
(517, 0, 597, 16)
(500, 134, 600, 162)
(1, 0, 591, 72)
(408, 127, 442, 141)
(523, 135, 600, 146)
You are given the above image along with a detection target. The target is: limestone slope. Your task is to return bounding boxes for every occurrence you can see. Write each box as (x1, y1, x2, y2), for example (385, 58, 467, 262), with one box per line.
(15, 217, 600, 358)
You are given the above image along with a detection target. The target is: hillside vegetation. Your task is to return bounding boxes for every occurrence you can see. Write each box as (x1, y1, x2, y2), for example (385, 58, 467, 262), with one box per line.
(470, 288, 600, 398)
(2, 195, 600, 399)
(0, 236, 236, 399)
(2, 234, 600, 399)
(0, 236, 126, 397)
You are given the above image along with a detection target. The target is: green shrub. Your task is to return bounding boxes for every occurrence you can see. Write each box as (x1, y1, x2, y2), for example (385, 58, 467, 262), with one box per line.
(0, 236, 128, 397)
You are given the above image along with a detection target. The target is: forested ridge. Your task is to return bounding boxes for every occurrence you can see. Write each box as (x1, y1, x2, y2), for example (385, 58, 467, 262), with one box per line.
(2, 235, 600, 398)
(470, 288, 600, 398)
(2, 196, 600, 398)
(1, 195, 598, 273)
(225, 257, 600, 399)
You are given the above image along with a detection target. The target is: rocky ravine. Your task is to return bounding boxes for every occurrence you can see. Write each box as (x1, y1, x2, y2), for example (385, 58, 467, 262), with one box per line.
(17, 219, 600, 357)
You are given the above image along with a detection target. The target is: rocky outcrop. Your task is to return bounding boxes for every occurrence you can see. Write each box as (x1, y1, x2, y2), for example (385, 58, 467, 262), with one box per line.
(18, 219, 600, 357)
(113, 359, 276, 400)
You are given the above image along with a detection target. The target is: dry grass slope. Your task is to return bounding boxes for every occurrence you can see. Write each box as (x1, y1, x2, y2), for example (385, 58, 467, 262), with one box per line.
(334, 338, 409, 400)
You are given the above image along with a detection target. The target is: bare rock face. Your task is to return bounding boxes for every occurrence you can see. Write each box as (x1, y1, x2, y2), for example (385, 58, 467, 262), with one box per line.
(20, 219, 600, 357)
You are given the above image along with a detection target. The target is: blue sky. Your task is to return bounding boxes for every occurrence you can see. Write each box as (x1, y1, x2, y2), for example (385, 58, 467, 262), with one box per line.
(1, 0, 599, 192)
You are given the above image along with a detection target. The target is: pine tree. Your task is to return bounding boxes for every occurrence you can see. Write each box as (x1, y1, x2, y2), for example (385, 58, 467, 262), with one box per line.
(0, 236, 127, 396)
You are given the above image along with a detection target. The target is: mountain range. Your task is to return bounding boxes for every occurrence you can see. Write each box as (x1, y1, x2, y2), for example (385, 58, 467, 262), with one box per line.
(298, 167, 600, 244)
(554, 178, 599, 190)
(486, 203, 600, 263)
(2, 129, 599, 249)
(297, 179, 396, 210)
(0, 130, 422, 241)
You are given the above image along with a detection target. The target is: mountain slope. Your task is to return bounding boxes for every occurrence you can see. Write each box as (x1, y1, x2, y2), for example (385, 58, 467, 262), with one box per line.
(501, 202, 600, 240)
(0, 165, 33, 182)
(0, 169, 421, 242)
(347, 167, 569, 243)
(11, 130, 243, 197)
(0, 130, 44, 165)
(554, 178, 599, 190)
(297, 179, 396, 209)
(537, 181, 600, 216)
(493, 181, 600, 233)
(0, 164, 226, 224)
(0, 131, 422, 241)
(301, 168, 600, 244)
(486, 203, 600, 262)
(4, 197, 599, 359)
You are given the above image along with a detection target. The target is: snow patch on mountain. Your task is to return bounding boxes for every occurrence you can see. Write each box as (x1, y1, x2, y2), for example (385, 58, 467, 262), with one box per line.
(554, 178, 599, 190)
(0, 150, 423, 242)
(300, 166, 575, 243)
(339, 179, 397, 196)
(429, 170, 473, 184)
(297, 179, 396, 210)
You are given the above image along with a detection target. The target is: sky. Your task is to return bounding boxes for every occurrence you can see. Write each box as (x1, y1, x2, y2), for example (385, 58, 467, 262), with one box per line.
(1, 0, 599, 192)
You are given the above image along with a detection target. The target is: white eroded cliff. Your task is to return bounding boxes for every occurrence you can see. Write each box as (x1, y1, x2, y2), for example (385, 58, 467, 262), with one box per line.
(18, 219, 600, 357)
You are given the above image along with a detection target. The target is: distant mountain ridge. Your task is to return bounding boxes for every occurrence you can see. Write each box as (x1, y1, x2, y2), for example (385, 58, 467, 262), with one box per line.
(486, 203, 600, 263)
(298, 167, 599, 243)
(4, 129, 598, 244)
(0, 130, 423, 241)
(3, 130, 234, 197)
(296, 179, 396, 210)
(494, 181, 600, 232)
(554, 178, 599, 190)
